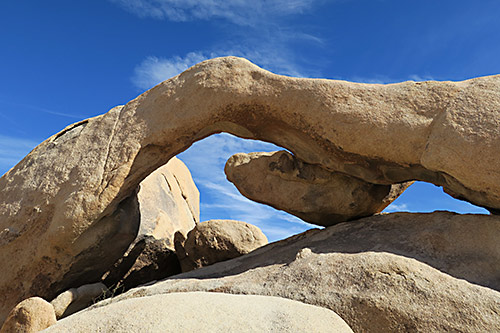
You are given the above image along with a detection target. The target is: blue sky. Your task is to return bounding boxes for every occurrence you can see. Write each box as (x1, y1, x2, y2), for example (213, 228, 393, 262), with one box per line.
(1, 0, 498, 241)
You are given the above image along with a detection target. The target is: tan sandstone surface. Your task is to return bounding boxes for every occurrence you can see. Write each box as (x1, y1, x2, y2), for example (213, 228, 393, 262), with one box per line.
(91, 212, 500, 332)
(175, 219, 268, 272)
(1, 56, 500, 322)
(135, 157, 199, 248)
(44, 292, 353, 332)
(102, 157, 198, 291)
(225, 150, 411, 226)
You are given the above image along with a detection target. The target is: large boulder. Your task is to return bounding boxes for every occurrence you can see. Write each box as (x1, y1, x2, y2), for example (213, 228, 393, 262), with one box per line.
(0, 297, 56, 333)
(93, 212, 500, 332)
(135, 157, 199, 249)
(102, 157, 197, 291)
(225, 150, 412, 226)
(1, 56, 500, 322)
(45, 292, 353, 333)
(175, 219, 268, 272)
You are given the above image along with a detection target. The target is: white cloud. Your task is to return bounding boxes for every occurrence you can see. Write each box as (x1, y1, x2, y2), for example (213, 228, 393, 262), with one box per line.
(132, 47, 312, 90)
(348, 74, 439, 85)
(383, 203, 409, 213)
(110, 0, 316, 26)
(0, 135, 38, 176)
(408, 74, 436, 82)
(132, 52, 208, 90)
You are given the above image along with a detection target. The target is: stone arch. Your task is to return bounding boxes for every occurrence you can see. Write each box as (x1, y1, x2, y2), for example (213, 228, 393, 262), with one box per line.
(1, 56, 499, 322)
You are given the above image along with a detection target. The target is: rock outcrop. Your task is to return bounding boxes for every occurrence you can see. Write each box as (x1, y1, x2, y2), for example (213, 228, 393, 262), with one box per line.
(1, 56, 500, 322)
(175, 219, 268, 272)
(0, 297, 56, 333)
(44, 292, 353, 333)
(93, 212, 500, 332)
(225, 150, 412, 226)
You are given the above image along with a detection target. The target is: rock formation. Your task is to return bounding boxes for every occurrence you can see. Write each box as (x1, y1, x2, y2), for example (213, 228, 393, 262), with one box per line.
(0, 297, 56, 333)
(102, 157, 197, 292)
(1, 56, 500, 325)
(91, 212, 500, 332)
(44, 292, 353, 333)
(225, 150, 412, 226)
(135, 157, 199, 249)
(175, 219, 268, 272)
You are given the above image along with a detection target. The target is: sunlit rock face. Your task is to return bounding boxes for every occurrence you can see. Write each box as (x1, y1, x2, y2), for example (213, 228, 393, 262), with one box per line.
(79, 212, 500, 333)
(0, 56, 499, 323)
(225, 150, 412, 226)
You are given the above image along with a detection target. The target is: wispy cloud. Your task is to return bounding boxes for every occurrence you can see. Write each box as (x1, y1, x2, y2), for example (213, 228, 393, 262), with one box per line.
(0, 135, 38, 176)
(349, 74, 439, 85)
(110, 0, 316, 26)
(116, 0, 325, 89)
(132, 52, 208, 90)
(132, 47, 313, 90)
(0, 99, 87, 120)
(408, 74, 436, 82)
(177, 133, 316, 242)
(383, 203, 409, 213)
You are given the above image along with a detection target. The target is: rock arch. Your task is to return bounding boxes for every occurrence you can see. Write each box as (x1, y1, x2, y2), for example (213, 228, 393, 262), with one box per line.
(1, 56, 499, 322)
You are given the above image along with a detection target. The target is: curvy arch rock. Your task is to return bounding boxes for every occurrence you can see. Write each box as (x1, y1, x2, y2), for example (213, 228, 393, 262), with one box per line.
(1, 56, 500, 322)
(225, 150, 412, 226)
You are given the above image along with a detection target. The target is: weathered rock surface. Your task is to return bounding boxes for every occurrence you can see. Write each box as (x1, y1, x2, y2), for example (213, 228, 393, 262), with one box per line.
(175, 219, 268, 272)
(136, 157, 199, 249)
(102, 157, 196, 292)
(1, 56, 500, 322)
(45, 292, 353, 333)
(225, 150, 412, 226)
(0, 297, 56, 333)
(95, 212, 500, 332)
(50, 282, 108, 319)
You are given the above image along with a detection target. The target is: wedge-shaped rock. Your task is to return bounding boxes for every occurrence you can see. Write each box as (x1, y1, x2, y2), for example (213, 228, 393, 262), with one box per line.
(1, 57, 500, 322)
(102, 157, 197, 292)
(94, 212, 500, 332)
(136, 157, 199, 249)
(225, 150, 411, 226)
(45, 292, 353, 333)
(175, 219, 268, 272)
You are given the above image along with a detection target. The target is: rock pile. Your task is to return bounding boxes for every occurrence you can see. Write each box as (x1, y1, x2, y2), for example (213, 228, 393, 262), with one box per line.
(1, 57, 499, 332)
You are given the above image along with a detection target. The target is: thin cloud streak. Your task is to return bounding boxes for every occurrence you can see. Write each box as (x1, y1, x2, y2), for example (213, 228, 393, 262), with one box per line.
(0, 135, 38, 176)
(0, 100, 87, 120)
(110, 0, 317, 26)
